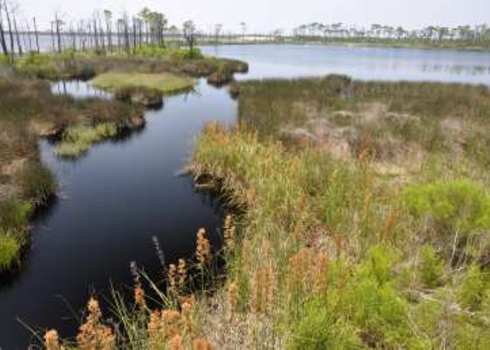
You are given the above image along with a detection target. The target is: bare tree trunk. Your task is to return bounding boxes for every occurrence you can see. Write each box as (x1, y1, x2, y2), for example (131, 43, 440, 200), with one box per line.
(13, 16, 22, 56)
(55, 14, 62, 53)
(4, 0, 15, 62)
(70, 24, 76, 51)
(124, 19, 130, 54)
(106, 21, 112, 52)
(50, 22, 55, 52)
(0, 2, 9, 57)
(132, 18, 137, 53)
(26, 21, 33, 52)
(138, 20, 143, 47)
(93, 19, 99, 52)
(33, 17, 39, 53)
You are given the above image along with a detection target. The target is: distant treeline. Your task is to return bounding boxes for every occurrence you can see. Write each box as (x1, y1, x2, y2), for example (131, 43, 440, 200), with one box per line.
(1, 0, 490, 59)
(0, 4, 199, 60)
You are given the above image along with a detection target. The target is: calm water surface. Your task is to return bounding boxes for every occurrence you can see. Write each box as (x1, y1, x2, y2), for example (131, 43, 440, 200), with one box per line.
(1, 44, 490, 349)
(202, 44, 490, 84)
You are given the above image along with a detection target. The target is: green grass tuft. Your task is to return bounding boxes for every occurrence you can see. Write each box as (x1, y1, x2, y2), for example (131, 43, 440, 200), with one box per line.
(55, 123, 118, 158)
(0, 233, 21, 272)
(92, 72, 195, 95)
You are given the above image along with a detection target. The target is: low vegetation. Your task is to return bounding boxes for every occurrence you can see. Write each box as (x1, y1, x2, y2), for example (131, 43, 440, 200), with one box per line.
(13, 48, 248, 83)
(92, 72, 195, 95)
(43, 76, 490, 348)
(54, 123, 119, 158)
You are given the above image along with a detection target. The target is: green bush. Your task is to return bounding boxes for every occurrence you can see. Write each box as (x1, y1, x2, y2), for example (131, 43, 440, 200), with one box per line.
(15, 52, 59, 79)
(0, 232, 20, 271)
(344, 248, 422, 348)
(0, 198, 32, 233)
(290, 297, 361, 350)
(0, 54, 9, 65)
(171, 48, 203, 60)
(405, 180, 490, 234)
(404, 180, 490, 261)
(419, 244, 444, 288)
(458, 264, 486, 310)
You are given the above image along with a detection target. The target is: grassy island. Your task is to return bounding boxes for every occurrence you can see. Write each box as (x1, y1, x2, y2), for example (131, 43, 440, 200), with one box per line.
(92, 72, 195, 95)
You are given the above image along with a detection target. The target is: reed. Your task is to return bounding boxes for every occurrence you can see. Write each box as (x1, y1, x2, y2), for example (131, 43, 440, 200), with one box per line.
(189, 116, 490, 348)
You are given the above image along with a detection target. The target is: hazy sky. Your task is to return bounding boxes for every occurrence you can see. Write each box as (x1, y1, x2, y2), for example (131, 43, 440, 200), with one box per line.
(15, 0, 490, 33)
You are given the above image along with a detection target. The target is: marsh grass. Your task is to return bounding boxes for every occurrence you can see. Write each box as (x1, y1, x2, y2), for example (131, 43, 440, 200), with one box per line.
(188, 123, 490, 348)
(0, 233, 21, 271)
(55, 123, 118, 157)
(92, 73, 195, 95)
(238, 76, 490, 168)
(14, 49, 248, 81)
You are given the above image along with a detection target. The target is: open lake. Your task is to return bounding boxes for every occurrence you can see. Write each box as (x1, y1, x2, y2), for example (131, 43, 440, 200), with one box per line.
(1, 44, 490, 348)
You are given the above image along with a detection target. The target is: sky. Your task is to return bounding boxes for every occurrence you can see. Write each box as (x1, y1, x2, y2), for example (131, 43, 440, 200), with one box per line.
(13, 0, 490, 33)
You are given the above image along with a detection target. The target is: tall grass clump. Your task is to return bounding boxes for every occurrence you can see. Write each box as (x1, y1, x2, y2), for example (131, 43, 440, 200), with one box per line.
(0, 199, 32, 272)
(186, 121, 490, 348)
(0, 233, 21, 272)
(55, 123, 118, 158)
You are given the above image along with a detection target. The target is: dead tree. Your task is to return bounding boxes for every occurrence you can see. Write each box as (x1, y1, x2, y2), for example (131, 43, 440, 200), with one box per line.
(13, 16, 22, 56)
(33, 17, 39, 53)
(183, 20, 196, 55)
(25, 21, 33, 52)
(104, 10, 112, 52)
(54, 13, 63, 53)
(3, 0, 15, 61)
(0, 1, 9, 57)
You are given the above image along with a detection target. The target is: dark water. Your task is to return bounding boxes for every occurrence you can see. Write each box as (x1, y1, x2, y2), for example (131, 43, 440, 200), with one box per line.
(2, 44, 490, 349)
(0, 80, 236, 348)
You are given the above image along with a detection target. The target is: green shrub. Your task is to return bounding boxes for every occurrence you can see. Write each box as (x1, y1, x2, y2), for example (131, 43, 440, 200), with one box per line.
(0, 232, 20, 271)
(333, 246, 429, 348)
(171, 48, 203, 60)
(458, 264, 486, 310)
(405, 180, 490, 234)
(0, 198, 32, 232)
(0, 54, 9, 65)
(419, 244, 444, 288)
(289, 297, 361, 350)
(15, 53, 59, 79)
(362, 245, 399, 285)
(55, 123, 118, 158)
(404, 180, 490, 261)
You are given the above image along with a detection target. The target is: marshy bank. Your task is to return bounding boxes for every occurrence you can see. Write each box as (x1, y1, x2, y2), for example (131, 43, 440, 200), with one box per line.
(0, 77, 238, 348)
(0, 44, 247, 346)
(42, 76, 490, 348)
(185, 77, 490, 348)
